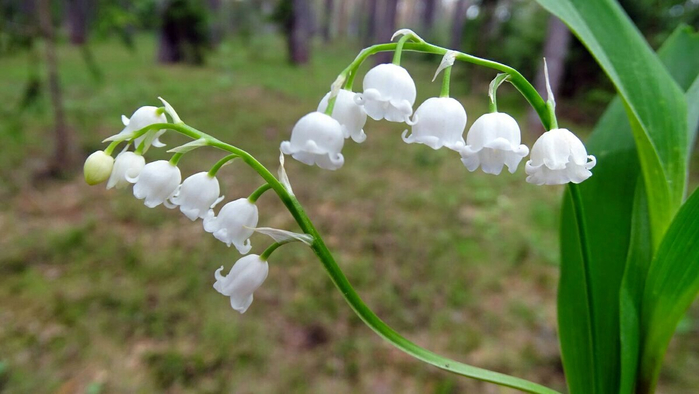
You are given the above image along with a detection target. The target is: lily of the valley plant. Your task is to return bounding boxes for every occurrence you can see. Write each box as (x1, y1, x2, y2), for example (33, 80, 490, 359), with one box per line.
(84, 1, 699, 391)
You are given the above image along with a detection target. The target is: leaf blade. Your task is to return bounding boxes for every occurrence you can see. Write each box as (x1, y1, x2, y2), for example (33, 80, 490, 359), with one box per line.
(541, 12, 699, 393)
(639, 187, 699, 392)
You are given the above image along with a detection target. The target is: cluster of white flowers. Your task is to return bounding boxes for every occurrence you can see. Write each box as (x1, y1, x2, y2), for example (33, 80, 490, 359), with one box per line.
(281, 62, 596, 184)
(84, 105, 272, 314)
(85, 35, 598, 316)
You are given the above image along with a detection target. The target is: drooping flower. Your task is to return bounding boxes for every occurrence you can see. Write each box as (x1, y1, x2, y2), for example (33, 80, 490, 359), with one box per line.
(169, 172, 223, 221)
(84, 151, 114, 185)
(318, 89, 368, 143)
(355, 63, 416, 122)
(213, 254, 269, 314)
(106, 151, 146, 190)
(460, 112, 529, 175)
(525, 128, 596, 185)
(131, 160, 182, 208)
(280, 112, 345, 170)
(203, 198, 258, 254)
(118, 106, 167, 150)
(402, 97, 466, 151)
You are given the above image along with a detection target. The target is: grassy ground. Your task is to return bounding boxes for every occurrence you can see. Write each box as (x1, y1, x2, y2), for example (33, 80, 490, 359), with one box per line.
(0, 35, 697, 393)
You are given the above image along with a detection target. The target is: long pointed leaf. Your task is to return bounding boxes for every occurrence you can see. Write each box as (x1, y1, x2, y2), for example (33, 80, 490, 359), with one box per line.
(618, 180, 651, 394)
(618, 27, 699, 393)
(551, 20, 699, 393)
(639, 187, 699, 393)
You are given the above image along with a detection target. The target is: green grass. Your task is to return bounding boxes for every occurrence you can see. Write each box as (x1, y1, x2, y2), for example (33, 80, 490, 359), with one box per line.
(0, 34, 697, 393)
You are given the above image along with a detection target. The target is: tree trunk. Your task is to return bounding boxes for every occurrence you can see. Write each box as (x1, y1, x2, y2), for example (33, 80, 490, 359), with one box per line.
(208, 0, 223, 47)
(421, 0, 437, 39)
(157, 0, 182, 63)
(66, 0, 89, 45)
(363, 0, 379, 46)
(374, 0, 399, 64)
(321, 0, 333, 43)
(287, 0, 312, 64)
(527, 15, 572, 134)
(450, 0, 470, 50)
(157, 0, 209, 65)
(38, 0, 75, 175)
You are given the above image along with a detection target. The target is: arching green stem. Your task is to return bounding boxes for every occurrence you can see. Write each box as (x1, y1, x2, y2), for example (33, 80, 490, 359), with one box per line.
(208, 154, 238, 177)
(488, 73, 510, 113)
(260, 239, 296, 261)
(169, 153, 183, 165)
(104, 140, 121, 156)
(392, 34, 412, 65)
(324, 95, 337, 116)
(146, 122, 558, 394)
(248, 183, 272, 203)
(336, 42, 553, 129)
(440, 66, 452, 98)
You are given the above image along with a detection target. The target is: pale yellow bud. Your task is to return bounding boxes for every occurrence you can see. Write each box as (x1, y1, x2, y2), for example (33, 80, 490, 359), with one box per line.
(84, 150, 115, 185)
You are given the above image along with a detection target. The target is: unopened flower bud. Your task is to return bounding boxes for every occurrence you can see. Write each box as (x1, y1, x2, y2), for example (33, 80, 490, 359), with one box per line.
(83, 151, 114, 185)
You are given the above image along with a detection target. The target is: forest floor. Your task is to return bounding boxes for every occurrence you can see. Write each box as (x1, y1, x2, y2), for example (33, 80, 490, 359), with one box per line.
(0, 35, 697, 393)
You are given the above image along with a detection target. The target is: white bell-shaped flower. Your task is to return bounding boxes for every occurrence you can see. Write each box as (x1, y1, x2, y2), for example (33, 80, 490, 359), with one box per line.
(118, 106, 167, 149)
(169, 172, 223, 221)
(355, 63, 416, 122)
(460, 112, 530, 175)
(106, 151, 145, 190)
(213, 254, 269, 314)
(131, 160, 182, 208)
(84, 150, 114, 185)
(402, 97, 466, 151)
(318, 89, 368, 143)
(525, 128, 597, 185)
(280, 112, 345, 170)
(203, 198, 258, 254)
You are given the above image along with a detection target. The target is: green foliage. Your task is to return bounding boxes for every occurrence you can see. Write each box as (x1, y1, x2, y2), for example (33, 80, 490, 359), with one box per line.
(640, 187, 699, 391)
(533, 0, 699, 392)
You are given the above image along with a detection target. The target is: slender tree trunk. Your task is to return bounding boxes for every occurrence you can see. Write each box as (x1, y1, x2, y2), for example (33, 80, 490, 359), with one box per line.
(287, 0, 312, 64)
(450, 0, 470, 50)
(421, 0, 437, 39)
(374, 0, 399, 64)
(157, 0, 181, 63)
(66, 0, 89, 45)
(527, 15, 571, 134)
(321, 0, 333, 42)
(38, 0, 75, 175)
(208, 0, 223, 47)
(363, 0, 379, 46)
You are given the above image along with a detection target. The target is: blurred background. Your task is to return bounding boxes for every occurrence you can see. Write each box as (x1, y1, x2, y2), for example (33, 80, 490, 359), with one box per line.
(0, 0, 698, 392)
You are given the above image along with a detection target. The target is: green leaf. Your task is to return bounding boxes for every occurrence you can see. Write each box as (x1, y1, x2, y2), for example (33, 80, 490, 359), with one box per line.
(618, 26, 699, 394)
(551, 22, 699, 394)
(618, 180, 651, 394)
(534, 0, 688, 248)
(686, 76, 699, 149)
(639, 187, 699, 393)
